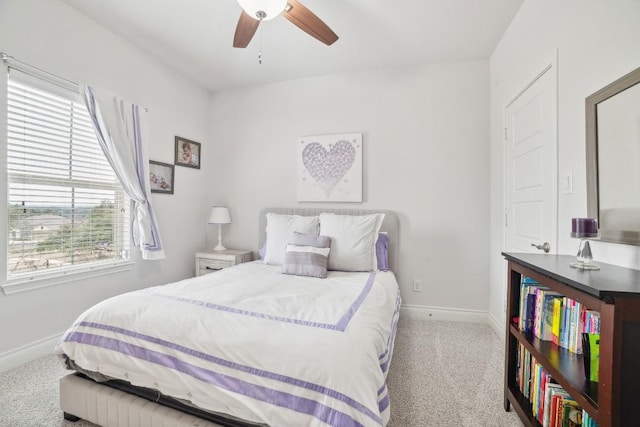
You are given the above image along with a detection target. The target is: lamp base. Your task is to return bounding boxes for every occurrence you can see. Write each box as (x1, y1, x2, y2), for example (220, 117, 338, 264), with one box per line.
(570, 261, 600, 270)
(212, 224, 226, 251)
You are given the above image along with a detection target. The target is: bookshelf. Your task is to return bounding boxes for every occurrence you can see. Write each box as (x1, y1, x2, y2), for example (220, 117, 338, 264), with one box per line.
(502, 253, 640, 427)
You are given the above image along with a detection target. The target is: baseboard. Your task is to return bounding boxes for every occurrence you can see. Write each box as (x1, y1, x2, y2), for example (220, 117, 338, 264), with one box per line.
(0, 332, 62, 373)
(401, 304, 488, 324)
(487, 311, 504, 340)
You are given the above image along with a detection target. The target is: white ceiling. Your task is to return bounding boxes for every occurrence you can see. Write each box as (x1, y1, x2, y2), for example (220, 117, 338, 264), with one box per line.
(61, 0, 524, 92)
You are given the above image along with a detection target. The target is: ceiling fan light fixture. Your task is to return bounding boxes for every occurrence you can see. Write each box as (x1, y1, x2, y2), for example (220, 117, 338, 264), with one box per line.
(237, 0, 288, 21)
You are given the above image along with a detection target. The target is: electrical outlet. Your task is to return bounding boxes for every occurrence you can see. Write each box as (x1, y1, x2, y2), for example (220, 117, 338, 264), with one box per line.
(561, 170, 573, 194)
(412, 279, 422, 292)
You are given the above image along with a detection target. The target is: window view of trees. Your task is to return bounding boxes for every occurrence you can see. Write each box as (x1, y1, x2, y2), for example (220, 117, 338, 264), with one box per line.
(8, 201, 120, 274)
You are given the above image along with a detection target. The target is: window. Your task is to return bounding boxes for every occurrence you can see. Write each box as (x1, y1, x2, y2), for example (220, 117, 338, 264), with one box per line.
(6, 68, 130, 282)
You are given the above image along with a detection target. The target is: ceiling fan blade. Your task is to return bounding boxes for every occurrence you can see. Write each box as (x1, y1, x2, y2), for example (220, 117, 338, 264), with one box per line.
(283, 0, 338, 46)
(233, 11, 260, 48)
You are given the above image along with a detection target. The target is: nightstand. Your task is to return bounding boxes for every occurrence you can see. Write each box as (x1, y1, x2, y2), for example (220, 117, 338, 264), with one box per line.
(195, 249, 252, 276)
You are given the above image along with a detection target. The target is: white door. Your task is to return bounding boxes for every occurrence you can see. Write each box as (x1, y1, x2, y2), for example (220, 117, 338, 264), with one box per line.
(505, 62, 558, 254)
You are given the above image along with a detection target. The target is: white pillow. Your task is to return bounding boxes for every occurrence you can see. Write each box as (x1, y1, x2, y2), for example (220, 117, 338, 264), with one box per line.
(263, 213, 320, 265)
(319, 213, 385, 271)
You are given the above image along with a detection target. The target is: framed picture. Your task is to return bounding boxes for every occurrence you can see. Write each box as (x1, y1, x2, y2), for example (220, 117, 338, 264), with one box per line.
(297, 133, 363, 202)
(149, 160, 174, 194)
(174, 136, 201, 169)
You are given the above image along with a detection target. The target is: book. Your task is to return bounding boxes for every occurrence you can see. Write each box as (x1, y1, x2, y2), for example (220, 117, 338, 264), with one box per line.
(568, 300, 578, 352)
(561, 398, 582, 427)
(587, 333, 600, 382)
(524, 348, 532, 398)
(543, 383, 563, 427)
(532, 362, 540, 417)
(549, 388, 571, 427)
(540, 291, 563, 341)
(552, 297, 563, 345)
(519, 277, 541, 332)
(550, 394, 561, 427)
(538, 371, 552, 424)
(574, 301, 584, 354)
(559, 298, 585, 354)
(584, 310, 600, 334)
(524, 293, 536, 334)
(560, 297, 571, 349)
(582, 332, 591, 381)
(582, 409, 599, 427)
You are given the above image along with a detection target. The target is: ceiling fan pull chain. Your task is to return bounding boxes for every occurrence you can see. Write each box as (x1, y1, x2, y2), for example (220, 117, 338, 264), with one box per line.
(258, 21, 263, 64)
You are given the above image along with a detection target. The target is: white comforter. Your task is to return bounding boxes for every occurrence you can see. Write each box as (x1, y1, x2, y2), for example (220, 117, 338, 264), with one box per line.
(55, 261, 401, 427)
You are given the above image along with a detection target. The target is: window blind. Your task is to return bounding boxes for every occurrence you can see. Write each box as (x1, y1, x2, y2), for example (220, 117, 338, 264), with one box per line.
(7, 68, 130, 279)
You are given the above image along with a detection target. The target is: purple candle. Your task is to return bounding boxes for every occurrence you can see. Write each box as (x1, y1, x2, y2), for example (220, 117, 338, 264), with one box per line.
(571, 218, 598, 238)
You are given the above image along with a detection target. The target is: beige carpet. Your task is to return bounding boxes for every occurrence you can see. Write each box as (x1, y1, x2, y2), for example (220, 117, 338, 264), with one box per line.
(0, 318, 523, 427)
(386, 318, 523, 426)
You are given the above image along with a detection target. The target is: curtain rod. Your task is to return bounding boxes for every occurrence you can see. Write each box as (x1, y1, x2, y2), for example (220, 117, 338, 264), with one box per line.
(1, 52, 149, 112)
(1, 52, 78, 92)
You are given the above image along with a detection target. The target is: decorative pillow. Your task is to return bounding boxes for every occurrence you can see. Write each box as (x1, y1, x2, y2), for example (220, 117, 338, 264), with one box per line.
(282, 232, 331, 278)
(376, 232, 389, 271)
(319, 213, 385, 272)
(263, 214, 319, 266)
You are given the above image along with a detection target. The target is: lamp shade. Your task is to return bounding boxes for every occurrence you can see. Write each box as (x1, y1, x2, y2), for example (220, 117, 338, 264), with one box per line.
(571, 217, 598, 238)
(209, 206, 231, 224)
(237, 0, 287, 20)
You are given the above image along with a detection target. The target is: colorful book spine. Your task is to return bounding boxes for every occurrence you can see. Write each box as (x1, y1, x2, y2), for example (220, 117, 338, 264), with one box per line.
(518, 276, 541, 333)
(568, 299, 577, 352)
(542, 294, 561, 341)
(561, 398, 580, 427)
(543, 382, 563, 427)
(549, 388, 571, 427)
(582, 409, 599, 427)
(515, 346, 592, 426)
(525, 293, 536, 334)
(515, 277, 603, 426)
(560, 297, 570, 349)
(572, 301, 584, 354)
(518, 276, 540, 331)
(534, 287, 543, 338)
(552, 297, 563, 345)
(588, 333, 600, 382)
(546, 296, 593, 354)
(584, 310, 600, 334)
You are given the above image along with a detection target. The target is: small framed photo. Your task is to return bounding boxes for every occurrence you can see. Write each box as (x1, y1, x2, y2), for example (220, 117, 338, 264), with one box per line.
(149, 160, 174, 194)
(174, 136, 201, 169)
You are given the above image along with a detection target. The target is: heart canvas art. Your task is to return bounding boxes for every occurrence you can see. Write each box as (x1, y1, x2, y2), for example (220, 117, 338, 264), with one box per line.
(298, 133, 362, 202)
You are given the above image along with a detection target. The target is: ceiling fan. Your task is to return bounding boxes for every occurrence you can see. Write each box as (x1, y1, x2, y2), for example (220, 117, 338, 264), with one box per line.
(233, 0, 338, 48)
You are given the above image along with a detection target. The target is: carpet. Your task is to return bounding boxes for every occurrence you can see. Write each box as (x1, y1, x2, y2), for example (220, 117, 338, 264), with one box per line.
(0, 318, 523, 426)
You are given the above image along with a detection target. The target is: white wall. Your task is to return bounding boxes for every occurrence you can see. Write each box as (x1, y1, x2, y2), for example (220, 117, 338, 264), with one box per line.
(489, 0, 640, 331)
(208, 61, 491, 315)
(0, 0, 211, 370)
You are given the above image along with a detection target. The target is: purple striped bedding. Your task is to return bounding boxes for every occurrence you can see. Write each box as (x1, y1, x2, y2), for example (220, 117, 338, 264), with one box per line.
(55, 261, 401, 426)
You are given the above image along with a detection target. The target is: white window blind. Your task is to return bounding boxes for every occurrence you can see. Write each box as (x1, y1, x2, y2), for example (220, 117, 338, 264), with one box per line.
(6, 68, 130, 281)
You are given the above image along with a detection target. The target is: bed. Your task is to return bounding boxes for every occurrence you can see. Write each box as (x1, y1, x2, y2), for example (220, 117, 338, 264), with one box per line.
(56, 208, 401, 427)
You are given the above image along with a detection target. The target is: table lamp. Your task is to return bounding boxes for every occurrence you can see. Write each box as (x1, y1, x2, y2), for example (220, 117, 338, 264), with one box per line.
(209, 206, 231, 251)
(570, 218, 600, 270)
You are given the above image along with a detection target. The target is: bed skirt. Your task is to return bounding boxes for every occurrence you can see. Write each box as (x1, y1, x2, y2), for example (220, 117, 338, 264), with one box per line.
(59, 373, 259, 427)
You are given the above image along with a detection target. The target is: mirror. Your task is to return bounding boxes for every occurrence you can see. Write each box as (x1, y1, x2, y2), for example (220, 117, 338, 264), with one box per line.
(586, 66, 640, 245)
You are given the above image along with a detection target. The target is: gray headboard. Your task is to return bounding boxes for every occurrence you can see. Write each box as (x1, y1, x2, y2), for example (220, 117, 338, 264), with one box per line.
(258, 208, 399, 272)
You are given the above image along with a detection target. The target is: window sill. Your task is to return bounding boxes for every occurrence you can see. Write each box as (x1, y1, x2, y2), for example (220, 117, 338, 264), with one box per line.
(1, 261, 134, 295)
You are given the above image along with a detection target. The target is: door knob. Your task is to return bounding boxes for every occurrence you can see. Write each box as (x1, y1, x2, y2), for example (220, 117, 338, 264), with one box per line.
(531, 242, 551, 253)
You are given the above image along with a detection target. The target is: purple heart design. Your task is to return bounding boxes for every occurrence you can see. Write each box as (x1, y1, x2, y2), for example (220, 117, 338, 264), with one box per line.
(302, 140, 356, 196)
